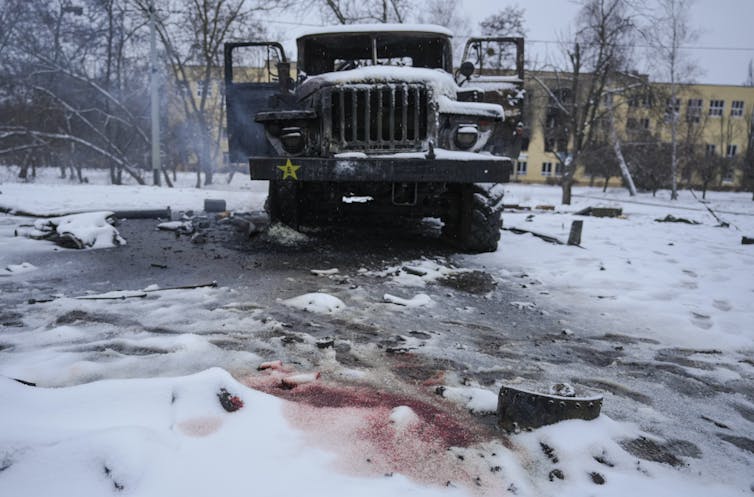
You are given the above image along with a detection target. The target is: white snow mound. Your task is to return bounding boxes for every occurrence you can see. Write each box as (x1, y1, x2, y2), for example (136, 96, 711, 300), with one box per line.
(282, 293, 346, 314)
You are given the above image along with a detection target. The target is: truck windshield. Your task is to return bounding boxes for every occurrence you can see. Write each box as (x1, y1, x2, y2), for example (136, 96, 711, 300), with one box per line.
(298, 33, 452, 75)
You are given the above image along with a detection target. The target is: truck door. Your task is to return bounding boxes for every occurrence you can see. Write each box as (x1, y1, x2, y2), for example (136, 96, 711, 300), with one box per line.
(224, 42, 289, 163)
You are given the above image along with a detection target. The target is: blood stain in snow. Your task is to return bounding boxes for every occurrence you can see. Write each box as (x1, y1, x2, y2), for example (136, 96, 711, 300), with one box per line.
(243, 374, 502, 492)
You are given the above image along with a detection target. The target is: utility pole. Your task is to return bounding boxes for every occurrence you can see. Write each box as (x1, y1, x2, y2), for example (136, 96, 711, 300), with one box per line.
(149, 2, 161, 186)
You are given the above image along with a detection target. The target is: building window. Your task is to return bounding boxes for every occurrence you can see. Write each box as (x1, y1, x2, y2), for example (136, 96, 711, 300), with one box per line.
(726, 144, 738, 158)
(197, 81, 212, 98)
(722, 168, 734, 183)
(640, 118, 650, 129)
(626, 117, 638, 129)
(665, 97, 680, 120)
(687, 99, 702, 123)
(705, 144, 716, 156)
(544, 138, 555, 152)
(541, 162, 553, 176)
(731, 100, 744, 117)
(517, 161, 528, 176)
(554, 162, 564, 176)
(709, 99, 724, 117)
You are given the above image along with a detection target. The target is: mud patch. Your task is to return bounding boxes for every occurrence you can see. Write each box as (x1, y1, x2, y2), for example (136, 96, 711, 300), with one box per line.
(576, 378, 653, 405)
(620, 437, 700, 466)
(718, 435, 754, 454)
(733, 403, 754, 423)
(438, 271, 496, 294)
(0, 311, 24, 327)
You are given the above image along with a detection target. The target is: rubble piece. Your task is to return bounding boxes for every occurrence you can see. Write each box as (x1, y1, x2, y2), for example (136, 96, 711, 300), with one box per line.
(27, 212, 125, 249)
(655, 215, 700, 225)
(742, 236, 754, 245)
(503, 204, 531, 211)
(204, 199, 227, 212)
(281, 372, 321, 389)
(311, 268, 340, 276)
(567, 220, 583, 246)
(76, 290, 147, 300)
(575, 206, 623, 218)
(217, 388, 244, 412)
(535, 204, 555, 211)
(258, 360, 284, 371)
(143, 281, 217, 292)
(383, 293, 434, 307)
(503, 226, 563, 245)
(497, 384, 603, 432)
(316, 337, 335, 349)
(112, 208, 171, 219)
(402, 266, 428, 277)
(157, 220, 194, 234)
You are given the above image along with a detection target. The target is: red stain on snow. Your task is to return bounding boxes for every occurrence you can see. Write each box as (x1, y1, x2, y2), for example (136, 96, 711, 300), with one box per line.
(242, 369, 502, 493)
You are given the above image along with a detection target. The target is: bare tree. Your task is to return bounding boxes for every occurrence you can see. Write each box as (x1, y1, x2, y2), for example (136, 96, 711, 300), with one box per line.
(0, 0, 154, 184)
(745, 59, 753, 87)
(531, 0, 638, 204)
(645, 0, 699, 200)
(311, 0, 413, 25)
(740, 108, 754, 200)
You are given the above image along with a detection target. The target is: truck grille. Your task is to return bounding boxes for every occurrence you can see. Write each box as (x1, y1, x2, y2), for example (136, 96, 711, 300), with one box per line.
(327, 84, 429, 152)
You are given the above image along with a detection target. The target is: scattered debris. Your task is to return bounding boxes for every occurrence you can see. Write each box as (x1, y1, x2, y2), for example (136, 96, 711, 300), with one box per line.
(75, 290, 147, 300)
(310, 268, 340, 276)
(503, 226, 564, 245)
(401, 266, 428, 277)
(150, 263, 168, 269)
(316, 337, 335, 349)
(20, 211, 125, 249)
(281, 372, 321, 389)
(157, 221, 194, 234)
(742, 236, 754, 245)
(12, 378, 36, 387)
(654, 215, 700, 225)
(498, 384, 603, 432)
(217, 388, 244, 412)
(204, 199, 227, 212)
(258, 360, 284, 371)
(567, 220, 583, 246)
(535, 205, 555, 211)
(383, 293, 434, 307)
(438, 270, 496, 294)
(575, 206, 623, 218)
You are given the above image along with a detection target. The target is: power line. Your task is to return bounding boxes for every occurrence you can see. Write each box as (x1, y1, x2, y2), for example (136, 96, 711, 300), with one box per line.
(525, 39, 754, 53)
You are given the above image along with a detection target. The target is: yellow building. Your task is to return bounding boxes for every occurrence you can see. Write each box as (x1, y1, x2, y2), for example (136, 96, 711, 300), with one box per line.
(516, 74, 754, 189)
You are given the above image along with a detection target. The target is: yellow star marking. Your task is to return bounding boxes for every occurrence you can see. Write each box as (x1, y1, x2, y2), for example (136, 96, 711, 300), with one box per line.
(277, 159, 301, 180)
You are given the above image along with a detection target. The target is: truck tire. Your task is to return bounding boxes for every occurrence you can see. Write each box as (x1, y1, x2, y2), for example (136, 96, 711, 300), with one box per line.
(267, 180, 300, 228)
(445, 183, 503, 253)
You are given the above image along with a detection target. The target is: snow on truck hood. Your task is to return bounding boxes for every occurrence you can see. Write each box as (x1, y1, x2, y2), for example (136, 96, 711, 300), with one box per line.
(297, 66, 504, 119)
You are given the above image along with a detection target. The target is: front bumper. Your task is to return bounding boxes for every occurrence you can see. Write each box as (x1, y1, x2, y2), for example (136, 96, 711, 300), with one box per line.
(249, 156, 511, 183)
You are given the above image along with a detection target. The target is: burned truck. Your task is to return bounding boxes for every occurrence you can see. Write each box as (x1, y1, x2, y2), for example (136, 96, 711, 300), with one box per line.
(224, 25, 524, 252)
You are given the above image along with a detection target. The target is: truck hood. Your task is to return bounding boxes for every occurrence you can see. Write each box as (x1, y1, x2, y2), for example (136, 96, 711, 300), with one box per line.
(297, 66, 459, 100)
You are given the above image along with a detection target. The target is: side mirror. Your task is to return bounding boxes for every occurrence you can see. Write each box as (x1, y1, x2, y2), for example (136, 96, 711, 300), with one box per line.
(459, 61, 475, 79)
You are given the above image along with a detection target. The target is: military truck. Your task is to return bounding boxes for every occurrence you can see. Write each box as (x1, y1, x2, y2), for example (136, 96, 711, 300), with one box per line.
(224, 25, 524, 252)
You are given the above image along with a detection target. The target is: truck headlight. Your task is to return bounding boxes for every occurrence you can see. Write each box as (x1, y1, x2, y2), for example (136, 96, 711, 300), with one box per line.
(281, 127, 305, 154)
(454, 124, 478, 150)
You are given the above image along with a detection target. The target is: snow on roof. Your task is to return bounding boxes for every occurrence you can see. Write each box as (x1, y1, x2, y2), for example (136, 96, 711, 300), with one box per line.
(298, 23, 453, 39)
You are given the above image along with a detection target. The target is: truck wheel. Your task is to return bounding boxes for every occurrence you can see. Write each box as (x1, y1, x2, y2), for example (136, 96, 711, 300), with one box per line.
(448, 183, 503, 253)
(267, 180, 300, 228)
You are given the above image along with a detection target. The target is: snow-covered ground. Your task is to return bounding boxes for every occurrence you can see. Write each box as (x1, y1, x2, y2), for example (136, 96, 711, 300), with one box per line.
(1, 167, 753, 496)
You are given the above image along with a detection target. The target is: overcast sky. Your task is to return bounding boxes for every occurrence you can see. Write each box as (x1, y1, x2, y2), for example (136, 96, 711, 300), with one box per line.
(274, 1, 754, 86)
(459, 0, 754, 86)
